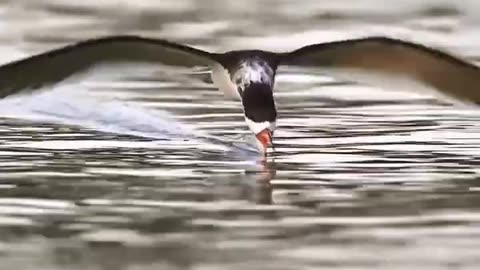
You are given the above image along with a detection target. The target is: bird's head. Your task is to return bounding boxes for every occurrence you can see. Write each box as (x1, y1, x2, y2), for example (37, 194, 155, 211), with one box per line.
(222, 53, 279, 155)
(242, 82, 277, 155)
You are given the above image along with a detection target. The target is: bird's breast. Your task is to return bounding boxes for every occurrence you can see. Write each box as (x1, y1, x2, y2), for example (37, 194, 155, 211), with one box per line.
(211, 63, 242, 100)
(211, 56, 276, 101)
(232, 58, 275, 94)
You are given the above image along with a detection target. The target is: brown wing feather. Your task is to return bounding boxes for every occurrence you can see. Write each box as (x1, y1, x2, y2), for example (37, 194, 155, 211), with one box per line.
(0, 35, 217, 98)
(282, 37, 480, 103)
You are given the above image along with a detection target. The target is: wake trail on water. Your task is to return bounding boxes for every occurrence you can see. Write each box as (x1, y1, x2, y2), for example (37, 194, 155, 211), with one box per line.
(0, 84, 259, 158)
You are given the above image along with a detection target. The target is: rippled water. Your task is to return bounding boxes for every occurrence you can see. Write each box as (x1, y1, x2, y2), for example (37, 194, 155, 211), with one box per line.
(0, 1, 479, 269)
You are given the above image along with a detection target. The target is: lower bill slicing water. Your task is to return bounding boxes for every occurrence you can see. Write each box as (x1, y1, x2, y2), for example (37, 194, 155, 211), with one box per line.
(0, 84, 261, 159)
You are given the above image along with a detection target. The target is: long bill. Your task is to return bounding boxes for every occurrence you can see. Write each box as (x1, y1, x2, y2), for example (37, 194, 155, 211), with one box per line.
(256, 128, 274, 155)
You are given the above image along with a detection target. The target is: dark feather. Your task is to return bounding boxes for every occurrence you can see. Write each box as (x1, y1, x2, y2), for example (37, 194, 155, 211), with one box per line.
(0, 35, 218, 98)
(242, 83, 277, 122)
(281, 37, 480, 103)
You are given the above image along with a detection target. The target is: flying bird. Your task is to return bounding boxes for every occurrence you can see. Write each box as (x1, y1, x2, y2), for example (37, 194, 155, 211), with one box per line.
(0, 35, 479, 155)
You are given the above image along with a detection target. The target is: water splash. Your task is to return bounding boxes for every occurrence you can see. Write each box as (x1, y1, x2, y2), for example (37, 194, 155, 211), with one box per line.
(0, 84, 260, 158)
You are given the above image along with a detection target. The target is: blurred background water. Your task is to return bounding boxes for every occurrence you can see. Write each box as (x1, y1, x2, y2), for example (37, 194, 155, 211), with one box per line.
(0, 1, 479, 269)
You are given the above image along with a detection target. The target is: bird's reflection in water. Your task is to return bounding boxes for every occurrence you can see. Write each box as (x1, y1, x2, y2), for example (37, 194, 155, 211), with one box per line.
(249, 158, 276, 204)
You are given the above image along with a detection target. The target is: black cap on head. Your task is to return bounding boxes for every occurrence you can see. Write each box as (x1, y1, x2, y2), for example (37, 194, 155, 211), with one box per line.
(241, 83, 277, 123)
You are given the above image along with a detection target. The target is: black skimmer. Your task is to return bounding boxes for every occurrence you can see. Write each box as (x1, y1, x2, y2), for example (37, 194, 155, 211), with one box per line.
(0, 36, 479, 155)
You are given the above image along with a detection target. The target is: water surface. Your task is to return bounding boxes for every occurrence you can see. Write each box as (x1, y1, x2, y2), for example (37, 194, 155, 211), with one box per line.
(0, 1, 479, 269)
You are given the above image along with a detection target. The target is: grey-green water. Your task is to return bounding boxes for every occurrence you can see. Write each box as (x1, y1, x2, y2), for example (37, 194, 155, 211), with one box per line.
(0, 1, 479, 269)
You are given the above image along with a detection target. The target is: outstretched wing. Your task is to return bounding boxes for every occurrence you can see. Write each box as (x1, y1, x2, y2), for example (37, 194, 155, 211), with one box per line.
(281, 37, 480, 104)
(0, 35, 218, 98)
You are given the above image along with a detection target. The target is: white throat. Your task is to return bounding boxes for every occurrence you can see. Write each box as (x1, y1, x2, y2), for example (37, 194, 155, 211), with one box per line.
(245, 117, 276, 134)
